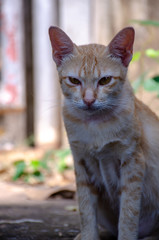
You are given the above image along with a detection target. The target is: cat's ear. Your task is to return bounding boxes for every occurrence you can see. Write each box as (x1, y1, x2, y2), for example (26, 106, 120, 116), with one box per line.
(108, 27, 135, 67)
(49, 26, 74, 66)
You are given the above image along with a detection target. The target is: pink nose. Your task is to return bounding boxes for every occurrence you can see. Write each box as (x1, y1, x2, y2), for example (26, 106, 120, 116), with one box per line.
(83, 98, 95, 107)
(83, 89, 96, 107)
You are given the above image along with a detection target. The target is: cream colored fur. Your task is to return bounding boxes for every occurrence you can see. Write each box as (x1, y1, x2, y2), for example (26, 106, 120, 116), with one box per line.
(49, 26, 159, 240)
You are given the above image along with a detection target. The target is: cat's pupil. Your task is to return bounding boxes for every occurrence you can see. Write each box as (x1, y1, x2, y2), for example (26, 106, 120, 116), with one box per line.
(98, 76, 112, 86)
(69, 77, 81, 85)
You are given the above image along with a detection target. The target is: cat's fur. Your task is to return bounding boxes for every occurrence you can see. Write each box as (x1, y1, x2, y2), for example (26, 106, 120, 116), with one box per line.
(49, 26, 159, 240)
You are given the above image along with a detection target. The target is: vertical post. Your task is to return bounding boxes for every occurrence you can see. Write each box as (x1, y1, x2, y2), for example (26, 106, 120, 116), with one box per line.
(1, 0, 25, 108)
(0, 0, 26, 147)
(91, 0, 114, 44)
(23, 0, 34, 145)
(32, 0, 61, 147)
(59, 0, 91, 44)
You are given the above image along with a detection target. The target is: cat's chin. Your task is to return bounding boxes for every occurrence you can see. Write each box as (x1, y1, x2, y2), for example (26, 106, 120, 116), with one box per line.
(80, 106, 100, 112)
(77, 105, 103, 115)
(78, 104, 118, 115)
(75, 106, 118, 122)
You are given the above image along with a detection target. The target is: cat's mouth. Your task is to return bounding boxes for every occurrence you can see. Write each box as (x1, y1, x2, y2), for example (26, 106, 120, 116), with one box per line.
(77, 103, 118, 117)
(73, 100, 118, 116)
(79, 105, 101, 113)
(76, 104, 117, 122)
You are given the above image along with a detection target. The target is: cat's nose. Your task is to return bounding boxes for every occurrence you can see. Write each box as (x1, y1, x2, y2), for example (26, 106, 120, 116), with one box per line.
(83, 88, 96, 107)
(83, 98, 95, 107)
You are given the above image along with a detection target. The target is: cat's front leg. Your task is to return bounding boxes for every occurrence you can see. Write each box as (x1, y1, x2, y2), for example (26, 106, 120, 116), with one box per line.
(118, 151, 145, 240)
(73, 154, 100, 240)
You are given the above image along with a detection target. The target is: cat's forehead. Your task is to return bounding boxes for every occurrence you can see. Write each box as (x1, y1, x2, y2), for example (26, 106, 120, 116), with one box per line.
(77, 44, 106, 56)
(59, 43, 126, 80)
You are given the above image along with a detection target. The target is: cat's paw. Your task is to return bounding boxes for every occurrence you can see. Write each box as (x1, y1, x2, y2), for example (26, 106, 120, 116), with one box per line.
(74, 233, 81, 240)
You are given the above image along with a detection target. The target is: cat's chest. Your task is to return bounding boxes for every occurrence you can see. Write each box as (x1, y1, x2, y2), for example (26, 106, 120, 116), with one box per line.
(65, 119, 123, 153)
(65, 119, 128, 198)
(85, 150, 121, 187)
(79, 144, 121, 207)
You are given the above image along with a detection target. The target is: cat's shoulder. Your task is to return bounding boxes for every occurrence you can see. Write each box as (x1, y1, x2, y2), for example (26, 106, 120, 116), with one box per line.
(135, 97, 159, 123)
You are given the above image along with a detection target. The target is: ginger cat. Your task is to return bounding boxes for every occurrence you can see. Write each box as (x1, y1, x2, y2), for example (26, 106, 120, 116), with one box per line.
(49, 26, 159, 240)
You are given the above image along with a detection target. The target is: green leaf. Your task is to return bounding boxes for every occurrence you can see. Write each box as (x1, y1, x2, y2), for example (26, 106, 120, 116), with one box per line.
(145, 49, 159, 58)
(55, 149, 71, 159)
(40, 150, 56, 170)
(33, 171, 44, 181)
(132, 72, 147, 92)
(30, 160, 41, 171)
(131, 51, 141, 62)
(57, 158, 68, 173)
(131, 19, 159, 27)
(13, 160, 26, 181)
(152, 75, 159, 83)
(143, 78, 159, 92)
(54, 149, 71, 173)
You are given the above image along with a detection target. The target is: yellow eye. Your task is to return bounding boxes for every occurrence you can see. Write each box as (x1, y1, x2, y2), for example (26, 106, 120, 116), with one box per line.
(98, 76, 112, 86)
(69, 77, 81, 85)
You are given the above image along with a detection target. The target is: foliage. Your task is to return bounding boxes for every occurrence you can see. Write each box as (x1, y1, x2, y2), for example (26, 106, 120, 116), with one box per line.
(131, 19, 159, 97)
(54, 149, 71, 173)
(12, 148, 71, 183)
(13, 160, 26, 181)
(131, 19, 159, 27)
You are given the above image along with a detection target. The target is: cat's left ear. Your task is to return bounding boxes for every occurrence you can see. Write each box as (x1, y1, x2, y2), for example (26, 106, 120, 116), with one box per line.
(108, 27, 135, 67)
(49, 26, 74, 66)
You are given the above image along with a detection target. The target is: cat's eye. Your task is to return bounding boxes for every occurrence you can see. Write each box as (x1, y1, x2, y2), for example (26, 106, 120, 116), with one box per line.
(98, 76, 112, 86)
(69, 77, 81, 85)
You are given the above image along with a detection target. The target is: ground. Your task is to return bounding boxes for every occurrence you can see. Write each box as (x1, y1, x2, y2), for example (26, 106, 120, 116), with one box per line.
(0, 199, 80, 240)
(0, 146, 124, 240)
(0, 196, 117, 240)
(0, 181, 117, 240)
(0, 147, 80, 240)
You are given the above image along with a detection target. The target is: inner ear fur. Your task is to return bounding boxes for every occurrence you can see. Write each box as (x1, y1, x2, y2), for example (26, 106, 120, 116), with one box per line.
(49, 26, 74, 66)
(108, 27, 135, 67)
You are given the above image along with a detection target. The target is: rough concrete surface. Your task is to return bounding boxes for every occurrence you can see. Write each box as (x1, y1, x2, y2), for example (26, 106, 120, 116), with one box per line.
(0, 183, 117, 240)
(0, 199, 80, 240)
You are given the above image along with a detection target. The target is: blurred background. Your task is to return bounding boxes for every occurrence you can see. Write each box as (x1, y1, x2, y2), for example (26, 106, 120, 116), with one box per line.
(0, 0, 159, 196)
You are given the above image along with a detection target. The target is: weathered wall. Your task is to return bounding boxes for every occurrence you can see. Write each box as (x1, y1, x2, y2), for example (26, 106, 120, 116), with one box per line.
(1, 0, 159, 148)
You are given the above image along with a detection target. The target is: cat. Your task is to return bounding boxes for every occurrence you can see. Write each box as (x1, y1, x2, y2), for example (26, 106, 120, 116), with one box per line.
(49, 26, 159, 240)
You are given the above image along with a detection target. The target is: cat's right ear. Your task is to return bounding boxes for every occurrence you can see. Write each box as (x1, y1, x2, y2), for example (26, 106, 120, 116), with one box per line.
(49, 26, 74, 66)
(108, 27, 135, 67)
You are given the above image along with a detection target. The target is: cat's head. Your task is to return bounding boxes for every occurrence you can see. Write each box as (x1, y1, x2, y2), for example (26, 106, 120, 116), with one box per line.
(49, 26, 134, 117)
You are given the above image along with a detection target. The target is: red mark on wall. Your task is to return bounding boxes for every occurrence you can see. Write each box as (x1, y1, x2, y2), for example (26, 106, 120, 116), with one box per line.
(1, 14, 18, 62)
(6, 27, 18, 62)
(1, 8, 24, 107)
(5, 83, 18, 103)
